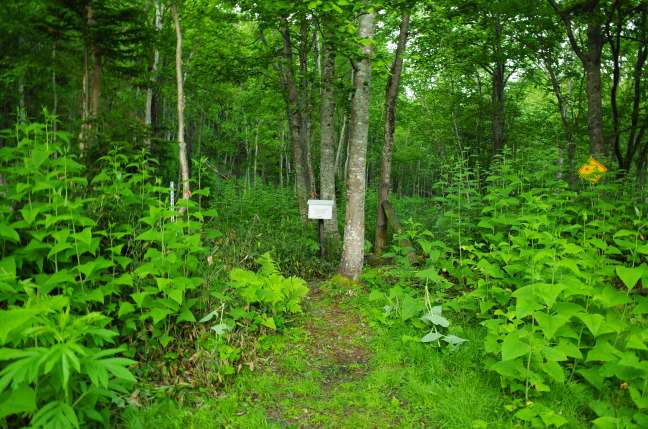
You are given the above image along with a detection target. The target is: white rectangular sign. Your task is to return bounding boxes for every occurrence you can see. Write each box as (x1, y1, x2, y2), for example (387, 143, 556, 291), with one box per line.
(307, 199, 334, 220)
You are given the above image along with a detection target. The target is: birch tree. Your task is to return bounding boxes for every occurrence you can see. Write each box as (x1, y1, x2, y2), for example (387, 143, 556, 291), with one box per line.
(340, 5, 376, 280)
(319, 16, 341, 255)
(172, 2, 191, 200)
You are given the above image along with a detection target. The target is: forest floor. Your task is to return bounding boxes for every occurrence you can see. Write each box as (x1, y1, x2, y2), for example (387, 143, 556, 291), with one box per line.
(124, 280, 586, 428)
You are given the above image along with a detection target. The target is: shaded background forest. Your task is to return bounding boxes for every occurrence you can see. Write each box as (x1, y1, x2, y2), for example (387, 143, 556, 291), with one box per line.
(2, 0, 647, 198)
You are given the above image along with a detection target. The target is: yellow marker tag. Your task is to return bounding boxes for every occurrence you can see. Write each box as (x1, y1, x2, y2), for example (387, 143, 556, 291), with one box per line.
(578, 157, 607, 184)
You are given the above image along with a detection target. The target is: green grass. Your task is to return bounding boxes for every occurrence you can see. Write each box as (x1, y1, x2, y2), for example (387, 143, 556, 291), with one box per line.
(121, 282, 590, 429)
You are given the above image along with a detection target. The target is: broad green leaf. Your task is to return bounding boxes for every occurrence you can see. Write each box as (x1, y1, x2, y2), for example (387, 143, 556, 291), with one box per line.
(630, 387, 648, 409)
(400, 295, 423, 322)
(442, 335, 468, 345)
(542, 359, 565, 382)
(0, 223, 19, 243)
(616, 265, 645, 290)
(626, 334, 648, 351)
(118, 302, 135, 318)
(421, 312, 449, 327)
(0, 385, 37, 418)
(421, 331, 443, 343)
(577, 367, 606, 390)
(149, 308, 172, 324)
(586, 340, 621, 362)
(0, 257, 16, 282)
(577, 313, 615, 338)
(490, 359, 525, 378)
(594, 286, 632, 308)
(0, 309, 41, 344)
(592, 416, 621, 429)
(512, 285, 543, 318)
(534, 311, 570, 340)
(501, 334, 530, 361)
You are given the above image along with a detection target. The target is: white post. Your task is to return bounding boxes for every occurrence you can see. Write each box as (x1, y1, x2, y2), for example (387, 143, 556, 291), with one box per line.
(170, 181, 175, 222)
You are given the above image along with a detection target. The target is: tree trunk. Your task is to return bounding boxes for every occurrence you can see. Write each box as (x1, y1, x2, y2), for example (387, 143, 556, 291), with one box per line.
(339, 7, 375, 281)
(254, 120, 259, 187)
(375, 11, 410, 256)
(172, 3, 190, 200)
(491, 61, 506, 153)
(334, 113, 347, 178)
(298, 19, 316, 196)
(18, 75, 26, 124)
(90, 46, 101, 122)
(79, 45, 89, 154)
(548, 0, 606, 158)
(52, 43, 58, 140)
(543, 55, 576, 186)
(319, 19, 341, 256)
(584, 60, 605, 157)
(145, 0, 162, 148)
(281, 24, 309, 217)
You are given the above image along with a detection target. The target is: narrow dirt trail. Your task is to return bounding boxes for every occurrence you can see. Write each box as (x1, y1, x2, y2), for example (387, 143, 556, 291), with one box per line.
(256, 283, 387, 428)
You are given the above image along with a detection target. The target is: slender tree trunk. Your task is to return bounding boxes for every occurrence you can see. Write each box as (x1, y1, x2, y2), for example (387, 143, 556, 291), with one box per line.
(79, 45, 89, 153)
(543, 55, 576, 186)
(320, 19, 341, 255)
(585, 59, 605, 156)
(340, 7, 375, 281)
(548, 0, 606, 158)
(90, 47, 101, 122)
(491, 61, 506, 153)
(298, 19, 316, 195)
(172, 3, 190, 200)
(145, 0, 162, 148)
(18, 75, 26, 124)
(334, 114, 347, 177)
(253, 120, 259, 187)
(281, 24, 309, 217)
(637, 141, 648, 183)
(52, 43, 58, 140)
(375, 11, 410, 256)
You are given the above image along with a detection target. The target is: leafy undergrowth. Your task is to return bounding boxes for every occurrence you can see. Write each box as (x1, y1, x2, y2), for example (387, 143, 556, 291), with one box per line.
(122, 280, 588, 428)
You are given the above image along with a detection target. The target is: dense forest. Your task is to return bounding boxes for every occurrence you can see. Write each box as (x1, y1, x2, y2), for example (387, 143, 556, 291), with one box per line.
(1, 0, 648, 427)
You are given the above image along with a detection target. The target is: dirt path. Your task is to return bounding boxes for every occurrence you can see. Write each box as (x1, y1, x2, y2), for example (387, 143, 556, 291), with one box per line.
(258, 283, 381, 428)
(301, 284, 372, 388)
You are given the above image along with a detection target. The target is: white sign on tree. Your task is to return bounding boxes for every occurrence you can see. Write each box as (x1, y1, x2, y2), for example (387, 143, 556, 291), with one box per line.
(307, 199, 334, 220)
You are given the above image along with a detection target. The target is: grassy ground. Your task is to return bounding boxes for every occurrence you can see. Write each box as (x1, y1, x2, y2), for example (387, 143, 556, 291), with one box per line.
(123, 278, 591, 429)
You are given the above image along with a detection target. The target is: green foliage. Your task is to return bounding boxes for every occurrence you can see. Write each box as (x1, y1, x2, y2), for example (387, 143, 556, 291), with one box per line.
(0, 118, 219, 427)
(432, 146, 648, 427)
(227, 252, 309, 331)
(381, 145, 648, 427)
(211, 182, 334, 278)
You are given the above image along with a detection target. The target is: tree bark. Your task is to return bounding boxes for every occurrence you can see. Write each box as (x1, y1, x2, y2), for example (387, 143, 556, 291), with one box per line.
(319, 18, 341, 256)
(52, 43, 58, 140)
(298, 19, 316, 196)
(374, 11, 410, 256)
(548, 0, 606, 157)
(90, 45, 102, 122)
(542, 55, 577, 187)
(491, 20, 506, 153)
(584, 26, 605, 157)
(79, 44, 89, 154)
(491, 61, 506, 153)
(280, 24, 309, 217)
(172, 3, 190, 200)
(339, 7, 375, 281)
(145, 0, 162, 148)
